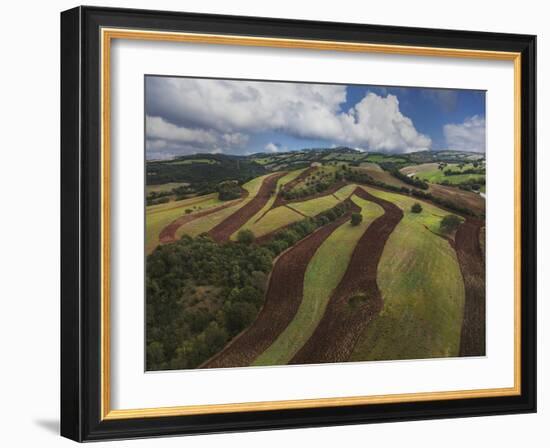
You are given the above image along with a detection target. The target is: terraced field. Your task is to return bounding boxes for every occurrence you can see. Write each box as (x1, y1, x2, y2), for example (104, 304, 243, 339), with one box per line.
(350, 187, 466, 361)
(146, 151, 486, 371)
(254, 193, 384, 365)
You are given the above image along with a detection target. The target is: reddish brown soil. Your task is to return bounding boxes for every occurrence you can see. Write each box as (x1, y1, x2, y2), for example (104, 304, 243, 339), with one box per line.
(455, 217, 486, 356)
(289, 188, 403, 365)
(158, 196, 246, 244)
(207, 172, 287, 243)
(429, 184, 485, 216)
(201, 201, 360, 369)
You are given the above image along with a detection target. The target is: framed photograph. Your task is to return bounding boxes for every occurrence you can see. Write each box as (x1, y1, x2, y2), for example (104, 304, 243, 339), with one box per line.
(60, 6, 536, 442)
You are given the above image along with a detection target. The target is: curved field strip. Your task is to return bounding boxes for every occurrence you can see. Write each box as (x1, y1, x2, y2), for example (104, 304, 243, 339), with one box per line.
(231, 169, 306, 239)
(272, 167, 316, 208)
(456, 218, 485, 356)
(399, 162, 439, 176)
(290, 189, 403, 364)
(245, 184, 356, 239)
(253, 193, 384, 366)
(208, 172, 287, 242)
(287, 194, 340, 217)
(172, 174, 271, 240)
(147, 192, 218, 215)
(201, 207, 358, 369)
(244, 206, 304, 238)
(332, 183, 358, 201)
(349, 186, 466, 362)
(159, 198, 245, 244)
(146, 193, 223, 254)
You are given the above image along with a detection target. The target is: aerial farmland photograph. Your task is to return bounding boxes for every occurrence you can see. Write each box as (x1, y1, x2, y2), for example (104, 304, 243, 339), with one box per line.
(144, 75, 486, 371)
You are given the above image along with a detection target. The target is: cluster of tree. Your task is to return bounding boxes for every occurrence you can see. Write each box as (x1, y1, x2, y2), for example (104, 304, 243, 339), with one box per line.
(263, 201, 352, 256)
(146, 154, 266, 190)
(217, 180, 242, 201)
(344, 169, 410, 195)
(457, 178, 486, 192)
(281, 178, 336, 200)
(146, 235, 273, 371)
(443, 167, 486, 176)
(146, 195, 171, 206)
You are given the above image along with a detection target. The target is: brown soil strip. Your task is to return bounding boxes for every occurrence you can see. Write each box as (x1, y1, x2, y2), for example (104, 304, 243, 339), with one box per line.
(207, 172, 287, 243)
(158, 192, 247, 244)
(455, 217, 486, 356)
(289, 188, 403, 365)
(201, 201, 360, 369)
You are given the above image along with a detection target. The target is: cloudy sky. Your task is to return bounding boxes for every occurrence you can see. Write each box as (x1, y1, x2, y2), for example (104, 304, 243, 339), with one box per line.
(145, 76, 485, 160)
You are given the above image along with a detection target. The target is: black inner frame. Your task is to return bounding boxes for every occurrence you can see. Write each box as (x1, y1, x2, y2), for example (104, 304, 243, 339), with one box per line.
(61, 6, 536, 442)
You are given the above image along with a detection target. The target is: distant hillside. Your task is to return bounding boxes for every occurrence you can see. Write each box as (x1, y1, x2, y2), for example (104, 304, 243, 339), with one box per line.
(146, 148, 486, 185)
(146, 153, 267, 185)
(406, 150, 485, 164)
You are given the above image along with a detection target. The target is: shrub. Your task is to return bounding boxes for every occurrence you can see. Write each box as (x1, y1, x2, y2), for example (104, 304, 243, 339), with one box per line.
(411, 203, 422, 213)
(236, 229, 255, 245)
(351, 213, 363, 226)
(440, 214, 462, 233)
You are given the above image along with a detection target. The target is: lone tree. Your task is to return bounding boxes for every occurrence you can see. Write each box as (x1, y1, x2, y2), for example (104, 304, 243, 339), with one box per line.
(351, 212, 363, 226)
(411, 203, 422, 213)
(236, 229, 255, 245)
(440, 214, 461, 233)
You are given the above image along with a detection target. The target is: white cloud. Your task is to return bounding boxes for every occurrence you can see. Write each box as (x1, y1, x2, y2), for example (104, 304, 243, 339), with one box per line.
(443, 115, 486, 152)
(146, 116, 218, 145)
(145, 115, 249, 157)
(146, 78, 431, 154)
(338, 93, 431, 152)
(264, 142, 279, 153)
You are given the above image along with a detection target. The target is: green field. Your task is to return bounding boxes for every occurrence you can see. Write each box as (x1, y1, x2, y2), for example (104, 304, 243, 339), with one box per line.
(145, 148, 485, 371)
(402, 162, 485, 185)
(243, 206, 304, 238)
(350, 187, 465, 361)
(145, 194, 225, 254)
(364, 154, 408, 164)
(229, 169, 306, 240)
(253, 195, 384, 365)
(332, 184, 357, 201)
(171, 174, 269, 240)
(322, 153, 366, 161)
(146, 182, 189, 194)
(287, 194, 340, 217)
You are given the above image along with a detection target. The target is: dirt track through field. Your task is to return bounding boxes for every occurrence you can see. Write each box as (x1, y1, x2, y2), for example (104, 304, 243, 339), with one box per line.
(208, 172, 287, 243)
(455, 218, 486, 356)
(201, 202, 359, 369)
(290, 188, 403, 365)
